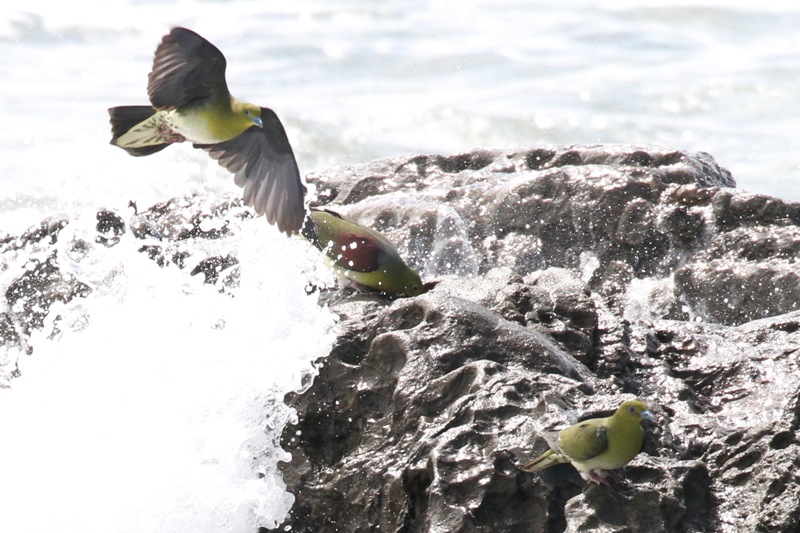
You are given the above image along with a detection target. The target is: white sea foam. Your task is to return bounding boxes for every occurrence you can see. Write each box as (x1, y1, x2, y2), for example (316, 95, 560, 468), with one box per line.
(0, 213, 336, 532)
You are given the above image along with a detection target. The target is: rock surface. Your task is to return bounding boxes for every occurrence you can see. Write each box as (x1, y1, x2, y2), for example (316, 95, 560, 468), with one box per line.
(280, 145, 800, 532)
(3, 144, 800, 532)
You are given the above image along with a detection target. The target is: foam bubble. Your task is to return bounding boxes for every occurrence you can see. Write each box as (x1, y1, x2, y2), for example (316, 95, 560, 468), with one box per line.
(0, 212, 335, 532)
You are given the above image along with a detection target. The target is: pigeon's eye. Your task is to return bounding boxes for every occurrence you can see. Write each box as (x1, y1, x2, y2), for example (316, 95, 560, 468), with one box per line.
(244, 109, 250, 116)
(628, 406, 637, 414)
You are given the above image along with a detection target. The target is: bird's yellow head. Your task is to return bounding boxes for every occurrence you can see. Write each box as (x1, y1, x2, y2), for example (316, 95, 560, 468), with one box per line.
(405, 278, 424, 297)
(381, 264, 424, 297)
(241, 103, 263, 128)
(615, 400, 655, 423)
(230, 101, 263, 129)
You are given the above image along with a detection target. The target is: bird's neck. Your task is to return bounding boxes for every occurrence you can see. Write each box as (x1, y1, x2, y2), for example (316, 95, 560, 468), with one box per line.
(605, 416, 644, 454)
(228, 97, 247, 115)
(202, 97, 253, 142)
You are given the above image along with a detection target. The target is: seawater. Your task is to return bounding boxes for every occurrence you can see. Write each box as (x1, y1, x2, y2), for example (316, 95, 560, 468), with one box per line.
(1, 0, 799, 531)
(0, 212, 336, 531)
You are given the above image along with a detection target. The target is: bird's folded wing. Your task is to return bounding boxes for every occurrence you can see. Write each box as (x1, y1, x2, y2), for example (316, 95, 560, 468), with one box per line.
(331, 233, 382, 272)
(557, 421, 608, 461)
(310, 209, 391, 272)
(148, 27, 229, 109)
(195, 108, 307, 235)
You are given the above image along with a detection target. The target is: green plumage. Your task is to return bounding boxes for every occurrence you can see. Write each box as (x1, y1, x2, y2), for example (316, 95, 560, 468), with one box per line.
(108, 27, 306, 235)
(522, 400, 655, 485)
(304, 207, 423, 298)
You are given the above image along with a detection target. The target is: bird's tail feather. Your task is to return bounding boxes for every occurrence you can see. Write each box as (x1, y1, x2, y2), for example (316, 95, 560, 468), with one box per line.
(520, 449, 568, 472)
(108, 105, 169, 156)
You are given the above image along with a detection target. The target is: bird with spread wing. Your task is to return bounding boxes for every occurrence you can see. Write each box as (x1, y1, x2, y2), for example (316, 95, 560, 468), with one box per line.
(108, 27, 306, 235)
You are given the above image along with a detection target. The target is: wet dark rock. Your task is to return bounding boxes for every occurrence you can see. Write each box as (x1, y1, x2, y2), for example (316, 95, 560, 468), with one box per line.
(95, 209, 126, 246)
(9, 214, 70, 250)
(3, 145, 800, 531)
(306, 145, 793, 327)
(0, 194, 252, 359)
(6, 254, 92, 333)
(278, 145, 800, 532)
(189, 254, 240, 285)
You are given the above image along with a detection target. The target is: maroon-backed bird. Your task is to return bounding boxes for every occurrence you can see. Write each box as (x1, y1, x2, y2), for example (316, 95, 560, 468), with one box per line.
(304, 207, 423, 297)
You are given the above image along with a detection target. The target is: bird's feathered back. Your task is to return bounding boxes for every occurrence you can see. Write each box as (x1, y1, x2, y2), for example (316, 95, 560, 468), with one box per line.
(308, 208, 385, 272)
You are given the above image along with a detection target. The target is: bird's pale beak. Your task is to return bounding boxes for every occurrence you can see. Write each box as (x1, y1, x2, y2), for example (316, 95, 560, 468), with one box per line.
(252, 116, 263, 128)
(640, 410, 656, 422)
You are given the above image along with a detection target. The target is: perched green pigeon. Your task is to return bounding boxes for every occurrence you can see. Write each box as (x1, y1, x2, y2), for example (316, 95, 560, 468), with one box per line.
(522, 400, 655, 485)
(304, 207, 424, 298)
(108, 27, 306, 234)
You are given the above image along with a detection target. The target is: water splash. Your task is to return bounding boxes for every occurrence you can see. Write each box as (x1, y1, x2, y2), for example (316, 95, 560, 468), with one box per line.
(0, 212, 336, 532)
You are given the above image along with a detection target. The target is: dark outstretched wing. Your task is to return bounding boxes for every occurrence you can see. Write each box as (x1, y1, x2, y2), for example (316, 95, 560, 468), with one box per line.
(195, 108, 307, 235)
(148, 27, 229, 110)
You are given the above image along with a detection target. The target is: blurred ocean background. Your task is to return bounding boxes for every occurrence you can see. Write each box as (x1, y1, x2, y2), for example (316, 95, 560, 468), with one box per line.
(0, 0, 798, 531)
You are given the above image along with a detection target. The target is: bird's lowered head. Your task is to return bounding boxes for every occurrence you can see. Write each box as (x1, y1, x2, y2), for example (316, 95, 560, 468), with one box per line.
(232, 100, 263, 129)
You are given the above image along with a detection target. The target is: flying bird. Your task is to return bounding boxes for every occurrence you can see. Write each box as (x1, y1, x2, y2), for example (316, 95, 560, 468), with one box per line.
(521, 400, 655, 485)
(108, 27, 306, 235)
(304, 207, 424, 298)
